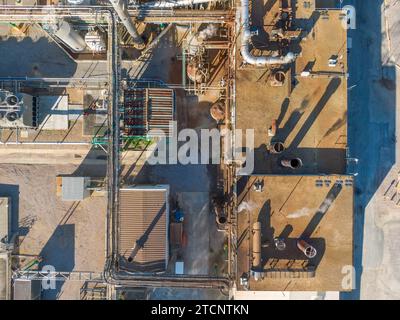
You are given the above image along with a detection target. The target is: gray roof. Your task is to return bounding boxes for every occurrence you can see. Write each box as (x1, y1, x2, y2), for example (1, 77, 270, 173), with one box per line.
(0, 197, 10, 244)
(61, 177, 90, 201)
(13, 279, 41, 300)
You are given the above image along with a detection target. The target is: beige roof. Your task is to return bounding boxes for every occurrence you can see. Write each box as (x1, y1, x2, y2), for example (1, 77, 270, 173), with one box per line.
(118, 187, 169, 270)
(236, 175, 353, 291)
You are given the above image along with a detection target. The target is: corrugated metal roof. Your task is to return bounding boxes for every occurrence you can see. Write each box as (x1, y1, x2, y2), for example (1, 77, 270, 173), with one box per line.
(118, 187, 169, 270)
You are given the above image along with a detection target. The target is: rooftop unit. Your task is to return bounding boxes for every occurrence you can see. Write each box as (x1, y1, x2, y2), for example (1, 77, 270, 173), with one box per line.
(0, 90, 38, 128)
(13, 279, 41, 300)
(60, 177, 91, 201)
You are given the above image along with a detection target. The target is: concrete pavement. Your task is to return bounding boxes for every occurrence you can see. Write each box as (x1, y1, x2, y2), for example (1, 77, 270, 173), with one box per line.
(345, 0, 400, 299)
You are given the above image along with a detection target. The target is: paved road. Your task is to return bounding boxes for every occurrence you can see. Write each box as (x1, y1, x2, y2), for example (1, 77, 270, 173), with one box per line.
(344, 0, 399, 299)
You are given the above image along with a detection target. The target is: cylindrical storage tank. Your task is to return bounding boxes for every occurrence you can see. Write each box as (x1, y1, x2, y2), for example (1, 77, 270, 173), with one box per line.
(297, 239, 317, 258)
(54, 21, 86, 52)
(5, 95, 19, 106)
(210, 101, 225, 122)
(252, 222, 262, 270)
(281, 158, 302, 169)
(187, 62, 203, 83)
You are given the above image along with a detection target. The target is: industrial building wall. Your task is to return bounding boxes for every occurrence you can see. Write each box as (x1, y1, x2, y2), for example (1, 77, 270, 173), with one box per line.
(0, 253, 10, 300)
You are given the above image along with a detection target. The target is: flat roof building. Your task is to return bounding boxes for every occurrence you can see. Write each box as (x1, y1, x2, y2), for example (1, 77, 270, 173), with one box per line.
(61, 177, 91, 201)
(234, 1, 353, 294)
(118, 185, 169, 273)
(0, 197, 11, 245)
(236, 175, 353, 291)
(236, 7, 348, 175)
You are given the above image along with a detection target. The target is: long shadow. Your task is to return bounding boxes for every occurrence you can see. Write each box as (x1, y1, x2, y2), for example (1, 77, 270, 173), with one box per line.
(0, 36, 77, 78)
(255, 200, 326, 273)
(289, 78, 342, 149)
(253, 147, 346, 174)
(39, 224, 75, 300)
(257, 200, 274, 245)
(276, 97, 290, 127)
(126, 203, 166, 264)
(71, 146, 108, 178)
(343, 0, 397, 299)
(301, 183, 343, 238)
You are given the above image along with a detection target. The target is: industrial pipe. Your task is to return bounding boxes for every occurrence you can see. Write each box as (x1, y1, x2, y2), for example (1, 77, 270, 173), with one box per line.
(239, 0, 296, 66)
(251, 222, 263, 281)
(131, 0, 224, 8)
(252, 222, 261, 269)
(110, 0, 145, 49)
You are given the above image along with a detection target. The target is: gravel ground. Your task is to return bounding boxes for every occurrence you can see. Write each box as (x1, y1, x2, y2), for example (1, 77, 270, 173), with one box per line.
(0, 164, 106, 300)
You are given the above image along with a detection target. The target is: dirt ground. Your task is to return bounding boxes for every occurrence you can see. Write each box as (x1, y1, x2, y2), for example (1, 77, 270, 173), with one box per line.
(0, 164, 106, 300)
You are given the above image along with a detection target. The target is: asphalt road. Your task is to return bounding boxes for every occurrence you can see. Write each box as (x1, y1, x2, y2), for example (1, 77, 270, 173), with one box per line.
(344, 0, 399, 299)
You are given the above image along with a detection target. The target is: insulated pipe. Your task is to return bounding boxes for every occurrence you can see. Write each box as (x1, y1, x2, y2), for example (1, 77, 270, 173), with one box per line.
(110, 0, 145, 49)
(252, 222, 262, 270)
(239, 0, 296, 66)
(131, 0, 224, 8)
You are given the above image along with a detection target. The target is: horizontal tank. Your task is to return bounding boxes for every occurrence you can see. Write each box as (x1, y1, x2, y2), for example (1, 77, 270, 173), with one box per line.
(54, 20, 86, 53)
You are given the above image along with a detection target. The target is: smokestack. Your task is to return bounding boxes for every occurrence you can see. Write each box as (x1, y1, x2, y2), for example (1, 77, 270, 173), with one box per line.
(274, 238, 286, 251)
(297, 239, 317, 258)
(270, 141, 284, 154)
(109, 0, 145, 49)
(281, 158, 302, 169)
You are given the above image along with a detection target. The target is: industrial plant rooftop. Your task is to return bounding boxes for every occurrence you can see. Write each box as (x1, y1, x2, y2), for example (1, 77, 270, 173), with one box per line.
(236, 7, 348, 174)
(0, 0, 363, 302)
(236, 175, 353, 291)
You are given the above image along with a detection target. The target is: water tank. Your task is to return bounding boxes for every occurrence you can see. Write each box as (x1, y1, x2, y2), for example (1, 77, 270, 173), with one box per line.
(210, 101, 225, 122)
(54, 21, 86, 52)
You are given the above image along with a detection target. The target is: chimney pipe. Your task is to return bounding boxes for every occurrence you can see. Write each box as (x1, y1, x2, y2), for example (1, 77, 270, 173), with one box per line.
(110, 0, 145, 49)
(297, 239, 317, 258)
(281, 158, 302, 169)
